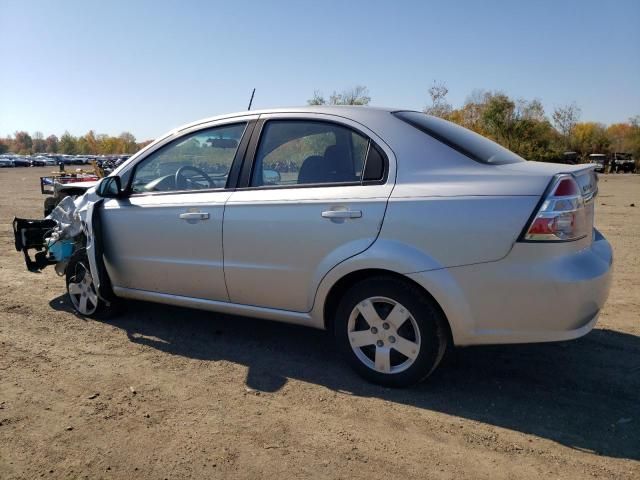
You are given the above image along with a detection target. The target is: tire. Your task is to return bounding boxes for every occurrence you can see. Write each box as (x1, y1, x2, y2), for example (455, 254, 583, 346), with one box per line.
(65, 251, 115, 319)
(334, 276, 448, 387)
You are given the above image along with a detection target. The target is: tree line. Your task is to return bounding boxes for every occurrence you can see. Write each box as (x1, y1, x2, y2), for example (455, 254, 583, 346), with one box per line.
(3, 85, 638, 162)
(309, 84, 640, 163)
(0, 130, 153, 156)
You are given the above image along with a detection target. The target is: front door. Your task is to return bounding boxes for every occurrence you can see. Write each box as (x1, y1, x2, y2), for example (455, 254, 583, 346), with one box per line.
(223, 116, 393, 312)
(102, 121, 250, 301)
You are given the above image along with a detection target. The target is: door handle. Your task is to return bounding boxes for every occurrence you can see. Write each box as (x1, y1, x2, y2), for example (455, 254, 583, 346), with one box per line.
(179, 212, 210, 221)
(321, 209, 362, 219)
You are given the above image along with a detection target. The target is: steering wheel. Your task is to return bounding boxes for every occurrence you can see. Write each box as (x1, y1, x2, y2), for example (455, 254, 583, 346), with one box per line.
(175, 165, 214, 190)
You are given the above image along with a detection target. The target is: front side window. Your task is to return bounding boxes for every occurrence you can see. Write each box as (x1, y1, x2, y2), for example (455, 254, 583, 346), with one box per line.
(250, 121, 370, 187)
(131, 123, 246, 193)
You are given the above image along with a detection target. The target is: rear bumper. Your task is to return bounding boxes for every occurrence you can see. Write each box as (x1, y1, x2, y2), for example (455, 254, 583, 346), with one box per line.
(408, 229, 613, 346)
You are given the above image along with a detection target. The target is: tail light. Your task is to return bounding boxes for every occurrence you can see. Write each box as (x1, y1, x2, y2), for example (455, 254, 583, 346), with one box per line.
(522, 174, 593, 242)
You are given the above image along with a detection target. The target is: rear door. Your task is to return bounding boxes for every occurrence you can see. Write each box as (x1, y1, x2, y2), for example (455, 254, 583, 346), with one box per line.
(101, 118, 255, 301)
(223, 113, 395, 312)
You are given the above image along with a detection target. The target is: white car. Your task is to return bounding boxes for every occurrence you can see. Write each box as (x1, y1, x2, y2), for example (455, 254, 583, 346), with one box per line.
(14, 106, 612, 386)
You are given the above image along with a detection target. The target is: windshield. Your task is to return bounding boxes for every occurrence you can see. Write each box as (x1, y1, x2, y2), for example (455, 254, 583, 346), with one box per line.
(393, 111, 525, 165)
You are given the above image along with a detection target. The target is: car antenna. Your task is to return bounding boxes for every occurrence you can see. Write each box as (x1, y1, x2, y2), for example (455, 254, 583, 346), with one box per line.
(247, 88, 256, 111)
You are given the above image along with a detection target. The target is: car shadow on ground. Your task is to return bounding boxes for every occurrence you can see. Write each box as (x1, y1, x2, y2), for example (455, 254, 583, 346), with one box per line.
(50, 295, 640, 461)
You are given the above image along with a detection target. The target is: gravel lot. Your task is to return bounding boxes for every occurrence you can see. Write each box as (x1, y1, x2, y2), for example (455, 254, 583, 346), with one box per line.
(0, 167, 638, 479)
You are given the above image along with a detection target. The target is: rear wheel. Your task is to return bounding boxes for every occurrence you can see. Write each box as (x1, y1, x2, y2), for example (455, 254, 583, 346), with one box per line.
(334, 276, 447, 387)
(65, 252, 114, 319)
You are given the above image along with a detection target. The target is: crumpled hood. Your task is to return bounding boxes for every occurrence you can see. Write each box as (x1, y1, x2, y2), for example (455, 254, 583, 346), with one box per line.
(46, 187, 100, 240)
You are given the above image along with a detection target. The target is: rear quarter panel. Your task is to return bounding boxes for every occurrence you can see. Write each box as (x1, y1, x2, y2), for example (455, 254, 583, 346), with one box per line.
(379, 195, 540, 269)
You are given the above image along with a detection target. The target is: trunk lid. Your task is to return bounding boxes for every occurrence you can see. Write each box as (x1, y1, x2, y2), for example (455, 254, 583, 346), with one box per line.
(498, 161, 598, 199)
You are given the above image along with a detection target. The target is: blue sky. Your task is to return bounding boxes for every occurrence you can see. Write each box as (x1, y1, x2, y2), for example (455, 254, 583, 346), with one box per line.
(1, 0, 639, 141)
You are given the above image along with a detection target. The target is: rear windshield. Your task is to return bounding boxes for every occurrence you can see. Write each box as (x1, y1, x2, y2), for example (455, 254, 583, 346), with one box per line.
(393, 111, 525, 165)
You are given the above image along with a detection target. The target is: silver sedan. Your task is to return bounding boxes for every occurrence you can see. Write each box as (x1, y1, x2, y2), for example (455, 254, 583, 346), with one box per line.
(14, 106, 613, 387)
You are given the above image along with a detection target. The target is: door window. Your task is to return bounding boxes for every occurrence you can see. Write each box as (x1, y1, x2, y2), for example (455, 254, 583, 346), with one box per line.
(250, 121, 370, 187)
(131, 123, 246, 193)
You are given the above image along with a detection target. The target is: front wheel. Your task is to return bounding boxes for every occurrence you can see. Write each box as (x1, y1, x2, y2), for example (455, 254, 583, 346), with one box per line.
(334, 277, 448, 387)
(65, 252, 114, 319)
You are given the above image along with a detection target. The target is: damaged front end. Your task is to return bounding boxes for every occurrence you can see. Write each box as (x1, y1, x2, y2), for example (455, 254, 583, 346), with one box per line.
(13, 189, 105, 288)
(14, 174, 126, 317)
(13, 196, 86, 273)
(14, 168, 126, 317)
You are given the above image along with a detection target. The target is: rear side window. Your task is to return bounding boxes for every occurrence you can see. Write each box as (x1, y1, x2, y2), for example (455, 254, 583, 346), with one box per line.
(393, 111, 525, 165)
(363, 144, 385, 181)
(251, 120, 373, 187)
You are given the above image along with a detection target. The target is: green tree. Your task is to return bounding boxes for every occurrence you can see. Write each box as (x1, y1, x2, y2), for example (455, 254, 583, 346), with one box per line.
(118, 132, 137, 153)
(481, 93, 518, 148)
(59, 131, 77, 154)
(76, 136, 90, 154)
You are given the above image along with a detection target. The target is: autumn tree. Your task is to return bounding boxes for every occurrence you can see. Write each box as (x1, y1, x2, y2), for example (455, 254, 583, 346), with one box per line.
(45, 135, 59, 153)
(627, 116, 640, 161)
(32, 131, 45, 153)
(85, 130, 99, 154)
(332, 85, 371, 105)
(571, 122, 610, 155)
(424, 81, 452, 118)
(13, 131, 33, 154)
(307, 90, 326, 105)
(308, 85, 371, 105)
(98, 134, 118, 154)
(437, 90, 562, 161)
(552, 103, 581, 148)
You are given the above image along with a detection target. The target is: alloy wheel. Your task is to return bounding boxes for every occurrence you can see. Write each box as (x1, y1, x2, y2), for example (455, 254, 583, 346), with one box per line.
(68, 262, 99, 315)
(347, 296, 421, 374)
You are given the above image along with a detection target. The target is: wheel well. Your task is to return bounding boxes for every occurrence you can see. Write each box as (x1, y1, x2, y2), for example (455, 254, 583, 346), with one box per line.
(322, 268, 453, 342)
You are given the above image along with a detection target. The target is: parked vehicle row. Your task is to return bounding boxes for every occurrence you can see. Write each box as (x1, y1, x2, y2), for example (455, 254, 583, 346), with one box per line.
(0, 154, 131, 168)
(590, 153, 637, 174)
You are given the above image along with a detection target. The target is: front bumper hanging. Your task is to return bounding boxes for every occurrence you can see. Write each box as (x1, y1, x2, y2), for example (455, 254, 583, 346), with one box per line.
(12, 217, 58, 271)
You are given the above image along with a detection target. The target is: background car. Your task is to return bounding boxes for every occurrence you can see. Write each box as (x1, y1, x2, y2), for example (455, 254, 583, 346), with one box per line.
(30, 156, 51, 166)
(0, 157, 15, 167)
(11, 156, 32, 167)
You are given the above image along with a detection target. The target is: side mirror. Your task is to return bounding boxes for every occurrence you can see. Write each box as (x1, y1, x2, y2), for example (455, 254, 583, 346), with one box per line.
(263, 169, 281, 186)
(96, 176, 123, 198)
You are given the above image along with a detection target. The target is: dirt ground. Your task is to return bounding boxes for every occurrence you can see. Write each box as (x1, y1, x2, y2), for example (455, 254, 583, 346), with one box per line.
(0, 167, 638, 480)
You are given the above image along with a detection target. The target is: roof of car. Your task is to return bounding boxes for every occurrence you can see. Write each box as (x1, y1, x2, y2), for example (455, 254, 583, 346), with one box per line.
(174, 106, 406, 134)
